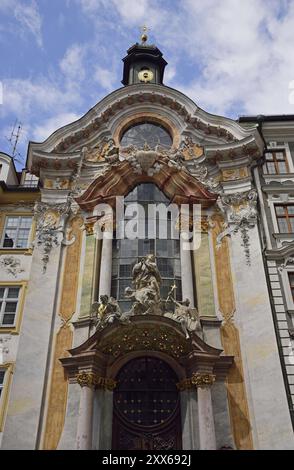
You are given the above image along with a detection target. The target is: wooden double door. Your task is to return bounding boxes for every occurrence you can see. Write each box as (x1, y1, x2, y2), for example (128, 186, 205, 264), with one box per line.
(112, 357, 182, 450)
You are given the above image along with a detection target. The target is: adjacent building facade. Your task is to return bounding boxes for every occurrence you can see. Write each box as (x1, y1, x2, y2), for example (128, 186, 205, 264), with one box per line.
(1, 39, 294, 450)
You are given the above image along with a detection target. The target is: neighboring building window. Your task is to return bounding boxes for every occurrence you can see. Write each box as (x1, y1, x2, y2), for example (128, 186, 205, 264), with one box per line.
(289, 273, 294, 302)
(0, 286, 20, 326)
(264, 151, 289, 174)
(22, 173, 39, 188)
(111, 184, 182, 311)
(0, 369, 5, 399)
(275, 205, 294, 233)
(1, 216, 32, 248)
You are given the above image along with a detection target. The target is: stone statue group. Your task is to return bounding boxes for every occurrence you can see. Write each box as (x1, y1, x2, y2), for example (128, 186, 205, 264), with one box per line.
(92, 254, 202, 339)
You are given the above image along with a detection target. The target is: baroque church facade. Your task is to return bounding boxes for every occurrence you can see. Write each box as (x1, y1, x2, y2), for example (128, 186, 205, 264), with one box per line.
(0, 37, 294, 450)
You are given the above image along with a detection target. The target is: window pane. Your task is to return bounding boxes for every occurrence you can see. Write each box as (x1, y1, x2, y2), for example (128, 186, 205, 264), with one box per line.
(266, 162, 276, 174)
(6, 217, 19, 228)
(277, 162, 287, 173)
(138, 239, 155, 256)
(20, 217, 32, 228)
(290, 219, 294, 233)
(158, 258, 174, 277)
(111, 279, 118, 298)
(278, 218, 289, 233)
(275, 206, 285, 215)
(275, 152, 285, 160)
(0, 288, 4, 299)
(287, 206, 294, 215)
(7, 288, 19, 299)
(0, 370, 5, 385)
(16, 239, 28, 248)
(119, 263, 133, 277)
(4, 302, 17, 313)
(118, 279, 132, 298)
(2, 314, 15, 325)
(265, 153, 273, 161)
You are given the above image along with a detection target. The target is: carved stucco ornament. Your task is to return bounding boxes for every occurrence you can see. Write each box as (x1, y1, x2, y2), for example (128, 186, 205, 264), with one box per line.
(216, 189, 258, 265)
(278, 256, 294, 272)
(0, 256, 24, 277)
(34, 201, 75, 273)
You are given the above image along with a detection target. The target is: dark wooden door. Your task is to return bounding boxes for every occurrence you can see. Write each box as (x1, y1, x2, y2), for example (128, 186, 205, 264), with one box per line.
(112, 357, 182, 450)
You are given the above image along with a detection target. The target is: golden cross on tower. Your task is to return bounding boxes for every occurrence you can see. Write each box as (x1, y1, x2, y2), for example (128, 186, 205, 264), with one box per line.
(140, 25, 149, 44)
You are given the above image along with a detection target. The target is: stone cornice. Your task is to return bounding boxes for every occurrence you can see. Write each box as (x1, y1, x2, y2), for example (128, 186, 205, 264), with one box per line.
(27, 85, 262, 170)
(265, 241, 294, 260)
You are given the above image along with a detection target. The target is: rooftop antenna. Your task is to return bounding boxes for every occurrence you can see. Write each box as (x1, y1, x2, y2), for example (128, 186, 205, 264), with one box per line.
(6, 119, 23, 164)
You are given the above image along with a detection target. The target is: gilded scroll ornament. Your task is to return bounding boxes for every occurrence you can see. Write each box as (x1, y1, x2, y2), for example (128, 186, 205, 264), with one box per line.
(76, 371, 117, 390)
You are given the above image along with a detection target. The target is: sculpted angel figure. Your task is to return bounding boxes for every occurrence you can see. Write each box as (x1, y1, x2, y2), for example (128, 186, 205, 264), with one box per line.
(92, 295, 126, 330)
(165, 285, 202, 339)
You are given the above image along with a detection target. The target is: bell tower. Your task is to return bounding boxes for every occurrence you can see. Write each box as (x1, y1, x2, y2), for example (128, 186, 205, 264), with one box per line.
(122, 27, 167, 86)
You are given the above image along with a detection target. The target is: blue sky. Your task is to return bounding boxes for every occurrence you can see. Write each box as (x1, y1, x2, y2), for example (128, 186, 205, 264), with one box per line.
(1, 0, 294, 168)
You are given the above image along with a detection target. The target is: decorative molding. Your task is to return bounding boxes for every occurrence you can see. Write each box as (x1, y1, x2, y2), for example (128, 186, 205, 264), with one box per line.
(76, 371, 117, 390)
(279, 256, 294, 272)
(216, 190, 258, 265)
(0, 256, 24, 277)
(177, 372, 216, 390)
(98, 323, 191, 359)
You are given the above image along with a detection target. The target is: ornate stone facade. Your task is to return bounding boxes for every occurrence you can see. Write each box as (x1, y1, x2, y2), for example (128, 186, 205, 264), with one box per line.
(0, 39, 293, 452)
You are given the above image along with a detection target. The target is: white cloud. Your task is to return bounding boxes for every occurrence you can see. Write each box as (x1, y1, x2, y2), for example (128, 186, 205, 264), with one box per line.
(33, 112, 81, 141)
(94, 66, 117, 91)
(60, 44, 87, 82)
(0, 0, 43, 47)
(76, 0, 294, 116)
(2, 78, 81, 117)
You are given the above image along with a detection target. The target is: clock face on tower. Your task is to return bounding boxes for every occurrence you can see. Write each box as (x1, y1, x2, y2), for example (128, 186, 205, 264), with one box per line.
(138, 68, 154, 83)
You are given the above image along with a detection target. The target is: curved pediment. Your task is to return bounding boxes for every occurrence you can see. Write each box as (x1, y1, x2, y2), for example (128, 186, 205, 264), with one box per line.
(27, 84, 263, 172)
(75, 157, 217, 212)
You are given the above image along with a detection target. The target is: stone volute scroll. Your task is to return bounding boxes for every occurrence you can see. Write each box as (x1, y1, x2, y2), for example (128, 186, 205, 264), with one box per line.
(92, 254, 202, 340)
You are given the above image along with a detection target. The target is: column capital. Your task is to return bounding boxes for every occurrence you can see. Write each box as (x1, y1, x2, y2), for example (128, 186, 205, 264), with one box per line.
(191, 372, 216, 388)
(177, 372, 215, 391)
(76, 371, 117, 391)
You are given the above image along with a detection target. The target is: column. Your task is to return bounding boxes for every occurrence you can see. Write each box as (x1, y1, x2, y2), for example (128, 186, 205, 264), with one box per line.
(193, 373, 216, 450)
(98, 233, 112, 297)
(76, 372, 95, 450)
(180, 389, 199, 450)
(180, 237, 195, 307)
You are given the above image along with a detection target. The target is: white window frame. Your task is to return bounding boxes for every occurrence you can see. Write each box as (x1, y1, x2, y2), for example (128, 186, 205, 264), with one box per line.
(1, 215, 33, 249)
(0, 286, 21, 327)
(281, 269, 294, 310)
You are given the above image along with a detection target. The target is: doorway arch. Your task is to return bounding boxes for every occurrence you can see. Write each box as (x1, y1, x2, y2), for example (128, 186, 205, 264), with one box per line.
(112, 356, 182, 450)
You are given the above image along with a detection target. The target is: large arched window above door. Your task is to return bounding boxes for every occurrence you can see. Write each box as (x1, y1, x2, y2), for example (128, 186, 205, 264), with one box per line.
(120, 122, 172, 149)
(111, 183, 182, 311)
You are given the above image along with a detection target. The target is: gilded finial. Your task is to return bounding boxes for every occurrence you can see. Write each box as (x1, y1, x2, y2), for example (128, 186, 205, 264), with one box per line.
(140, 25, 149, 45)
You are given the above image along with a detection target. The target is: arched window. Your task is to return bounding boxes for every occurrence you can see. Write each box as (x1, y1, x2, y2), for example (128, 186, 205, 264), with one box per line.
(111, 183, 182, 311)
(120, 122, 172, 149)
